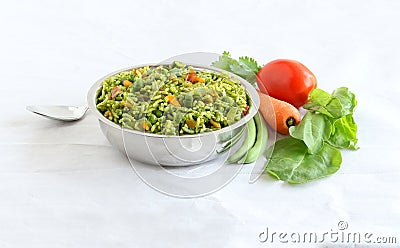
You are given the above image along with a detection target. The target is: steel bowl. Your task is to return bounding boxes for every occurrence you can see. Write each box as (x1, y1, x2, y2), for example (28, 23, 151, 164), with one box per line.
(87, 63, 260, 166)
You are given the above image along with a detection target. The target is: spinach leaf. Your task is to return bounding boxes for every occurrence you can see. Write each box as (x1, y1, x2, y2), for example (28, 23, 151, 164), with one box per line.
(302, 87, 359, 150)
(303, 87, 357, 119)
(289, 112, 331, 154)
(327, 114, 359, 150)
(303, 88, 335, 117)
(331, 87, 357, 116)
(307, 88, 333, 106)
(266, 138, 342, 184)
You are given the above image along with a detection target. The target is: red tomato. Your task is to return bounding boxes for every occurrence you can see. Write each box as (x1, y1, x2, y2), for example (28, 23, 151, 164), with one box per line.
(256, 59, 317, 108)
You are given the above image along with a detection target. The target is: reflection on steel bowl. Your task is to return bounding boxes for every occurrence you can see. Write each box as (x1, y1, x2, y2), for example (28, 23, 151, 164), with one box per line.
(87, 63, 260, 166)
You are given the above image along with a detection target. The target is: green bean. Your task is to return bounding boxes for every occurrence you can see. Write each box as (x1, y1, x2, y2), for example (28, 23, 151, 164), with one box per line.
(239, 113, 268, 164)
(218, 126, 242, 142)
(226, 118, 257, 163)
(217, 127, 245, 154)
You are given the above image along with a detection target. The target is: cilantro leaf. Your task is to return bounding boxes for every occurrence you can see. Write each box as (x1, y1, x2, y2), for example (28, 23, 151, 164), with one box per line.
(239, 56, 261, 73)
(212, 51, 260, 85)
(229, 64, 257, 83)
(211, 52, 237, 71)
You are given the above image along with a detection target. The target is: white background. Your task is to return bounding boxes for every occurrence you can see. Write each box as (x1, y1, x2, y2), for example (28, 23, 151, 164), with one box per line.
(1, 0, 399, 247)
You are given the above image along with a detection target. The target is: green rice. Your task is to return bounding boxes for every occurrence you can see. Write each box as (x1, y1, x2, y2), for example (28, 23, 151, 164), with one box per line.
(96, 61, 250, 135)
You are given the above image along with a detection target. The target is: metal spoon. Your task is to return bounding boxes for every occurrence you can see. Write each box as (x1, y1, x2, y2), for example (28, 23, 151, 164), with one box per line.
(26, 105, 89, 121)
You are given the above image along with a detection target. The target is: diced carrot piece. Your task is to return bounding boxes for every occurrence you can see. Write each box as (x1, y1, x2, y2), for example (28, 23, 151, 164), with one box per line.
(167, 95, 181, 107)
(210, 119, 221, 129)
(111, 86, 122, 99)
(185, 119, 196, 129)
(185, 74, 195, 82)
(166, 95, 174, 103)
(142, 121, 150, 131)
(186, 70, 204, 83)
(242, 105, 249, 115)
(123, 80, 132, 87)
(171, 98, 181, 107)
(196, 76, 205, 83)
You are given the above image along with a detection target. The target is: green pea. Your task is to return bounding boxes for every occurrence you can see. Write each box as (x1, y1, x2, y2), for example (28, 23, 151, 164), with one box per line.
(154, 109, 163, 118)
(148, 113, 157, 124)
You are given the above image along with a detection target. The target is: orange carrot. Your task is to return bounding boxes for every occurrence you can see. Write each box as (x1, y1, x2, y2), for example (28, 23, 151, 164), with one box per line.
(123, 80, 132, 87)
(185, 119, 196, 129)
(104, 110, 112, 119)
(110, 86, 122, 99)
(166, 95, 181, 107)
(142, 121, 150, 131)
(257, 90, 300, 135)
(195, 76, 205, 83)
(185, 70, 205, 83)
(209, 119, 221, 129)
(185, 70, 196, 82)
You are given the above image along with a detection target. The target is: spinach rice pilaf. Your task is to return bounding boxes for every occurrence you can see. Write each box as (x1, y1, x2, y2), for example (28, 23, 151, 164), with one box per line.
(96, 61, 250, 135)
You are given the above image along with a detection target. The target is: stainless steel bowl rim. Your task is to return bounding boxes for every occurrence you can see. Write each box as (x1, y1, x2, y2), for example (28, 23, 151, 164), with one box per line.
(87, 63, 260, 139)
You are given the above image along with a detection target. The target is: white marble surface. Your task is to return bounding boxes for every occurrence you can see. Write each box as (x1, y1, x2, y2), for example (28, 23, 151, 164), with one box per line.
(1, 0, 399, 247)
